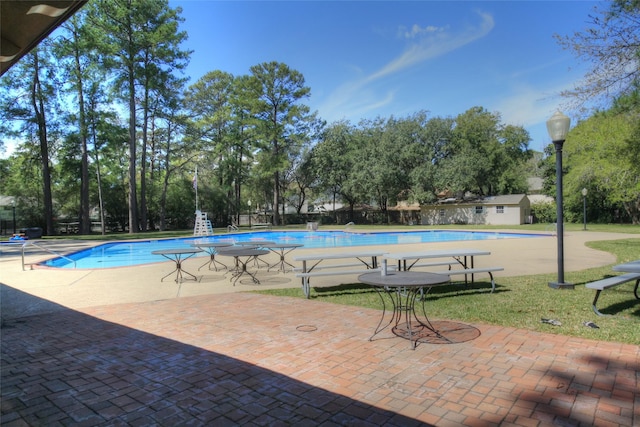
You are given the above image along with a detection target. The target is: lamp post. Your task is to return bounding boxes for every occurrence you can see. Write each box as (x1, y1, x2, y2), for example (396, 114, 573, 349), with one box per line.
(547, 111, 573, 289)
(247, 200, 252, 228)
(11, 198, 16, 235)
(582, 188, 588, 231)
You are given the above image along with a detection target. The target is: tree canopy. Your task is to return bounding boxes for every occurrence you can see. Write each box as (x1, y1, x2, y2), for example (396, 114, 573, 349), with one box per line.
(0, 0, 638, 234)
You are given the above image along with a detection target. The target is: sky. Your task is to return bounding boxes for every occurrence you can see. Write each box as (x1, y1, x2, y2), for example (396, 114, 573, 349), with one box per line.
(171, 0, 602, 152)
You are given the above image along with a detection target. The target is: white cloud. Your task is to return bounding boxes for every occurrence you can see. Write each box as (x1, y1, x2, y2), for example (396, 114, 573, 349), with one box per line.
(369, 11, 494, 83)
(318, 11, 495, 122)
(491, 80, 581, 150)
(399, 23, 447, 39)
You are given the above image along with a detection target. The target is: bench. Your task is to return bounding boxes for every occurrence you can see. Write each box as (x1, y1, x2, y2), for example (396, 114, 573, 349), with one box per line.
(407, 261, 454, 270)
(585, 273, 640, 316)
(433, 267, 504, 293)
(251, 223, 272, 230)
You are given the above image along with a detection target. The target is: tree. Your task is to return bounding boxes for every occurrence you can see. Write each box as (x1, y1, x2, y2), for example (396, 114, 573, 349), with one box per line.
(563, 112, 640, 223)
(437, 107, 531, 198)
(312, 120, 364, 222)
(284, 147, 316, 215)
(247, 61, 316, 225)
(408, 115, 456, 203)
(185, 71, 249, 225)
(89, 0, 190, 233)
(0, 45, 60, 235)
(355, 116, 413, 223)
(55, 11, 104, 234)
(555, 0, 640, 111)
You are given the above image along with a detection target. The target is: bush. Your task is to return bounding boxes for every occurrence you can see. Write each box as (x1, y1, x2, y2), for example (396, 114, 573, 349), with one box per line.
(531, 201, 556, 223)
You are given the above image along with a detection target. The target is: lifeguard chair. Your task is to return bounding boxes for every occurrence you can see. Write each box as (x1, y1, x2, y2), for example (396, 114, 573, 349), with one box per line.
(193, 210, 213, 236)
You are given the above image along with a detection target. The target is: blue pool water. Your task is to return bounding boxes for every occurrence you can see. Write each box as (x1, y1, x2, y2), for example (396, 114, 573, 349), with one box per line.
(41, 230, 545, 269)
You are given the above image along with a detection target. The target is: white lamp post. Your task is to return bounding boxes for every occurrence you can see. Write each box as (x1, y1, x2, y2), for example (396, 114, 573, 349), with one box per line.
(582, 188, 588, 230)
(547, 111, 573, 289)
(248, 200, 252, 227)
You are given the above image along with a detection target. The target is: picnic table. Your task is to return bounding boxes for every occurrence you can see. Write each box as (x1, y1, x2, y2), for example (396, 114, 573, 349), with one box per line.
(384, 248, 491, 271)
(383, 248, 502, 292)
(293, 250, 387, 298)
(586, 259, 640, 315)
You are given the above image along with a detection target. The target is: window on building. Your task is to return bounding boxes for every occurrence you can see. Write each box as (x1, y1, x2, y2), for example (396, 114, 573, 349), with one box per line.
(475, 206, 484, 214)
(496, 206, 505, 214)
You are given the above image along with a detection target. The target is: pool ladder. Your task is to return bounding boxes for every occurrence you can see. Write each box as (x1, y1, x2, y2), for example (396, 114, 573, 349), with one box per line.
(20, 241, 76, 271)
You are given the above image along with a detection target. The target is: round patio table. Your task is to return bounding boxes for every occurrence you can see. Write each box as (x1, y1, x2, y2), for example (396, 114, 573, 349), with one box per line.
(152, 248, 202, 283)
(190, 242, 233, 271)
(263, 243, 304, 273)
(234, 241, 275, 267)
(217, 248, 270, 285)
(359, 271, 450, 349)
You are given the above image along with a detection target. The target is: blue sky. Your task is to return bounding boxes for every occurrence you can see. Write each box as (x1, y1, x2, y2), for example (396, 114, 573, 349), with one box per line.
(172, 0, 602, 152)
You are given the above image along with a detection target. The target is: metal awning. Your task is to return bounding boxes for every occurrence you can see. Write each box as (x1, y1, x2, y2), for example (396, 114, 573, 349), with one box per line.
(1, 1, 87, 76)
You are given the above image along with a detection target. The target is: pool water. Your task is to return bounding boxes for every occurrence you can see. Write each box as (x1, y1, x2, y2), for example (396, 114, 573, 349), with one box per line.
(41, 230, 544, 269)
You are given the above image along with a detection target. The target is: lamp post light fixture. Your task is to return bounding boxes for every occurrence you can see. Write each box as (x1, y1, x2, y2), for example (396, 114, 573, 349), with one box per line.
(582, 188, 588, 231)
(547, 111, 573, 289)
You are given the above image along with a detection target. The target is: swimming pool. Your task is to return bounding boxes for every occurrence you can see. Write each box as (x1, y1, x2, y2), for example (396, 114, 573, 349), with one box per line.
(40, 230, 545, 269)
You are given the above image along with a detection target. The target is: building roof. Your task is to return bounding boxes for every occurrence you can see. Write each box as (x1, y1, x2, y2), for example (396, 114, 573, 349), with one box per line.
(430, 194, 529, 207)
(479, 194, 529, 205)
(1, 1, 87, 76)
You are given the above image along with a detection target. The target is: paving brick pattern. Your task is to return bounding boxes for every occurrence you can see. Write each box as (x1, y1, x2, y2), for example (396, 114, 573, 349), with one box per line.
(2, 293, 638, 426)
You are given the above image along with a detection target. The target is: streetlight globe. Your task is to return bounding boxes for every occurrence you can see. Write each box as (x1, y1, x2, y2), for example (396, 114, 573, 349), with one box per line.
(546, 111, 571, 142)
(582, 188, 588, 197)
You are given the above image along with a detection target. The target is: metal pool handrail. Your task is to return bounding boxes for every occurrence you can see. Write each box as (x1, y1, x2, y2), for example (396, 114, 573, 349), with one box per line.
(21, 241, 76, 271)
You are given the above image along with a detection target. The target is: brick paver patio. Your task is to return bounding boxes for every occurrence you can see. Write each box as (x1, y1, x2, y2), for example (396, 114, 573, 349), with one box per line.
(2, 292, 638, 426)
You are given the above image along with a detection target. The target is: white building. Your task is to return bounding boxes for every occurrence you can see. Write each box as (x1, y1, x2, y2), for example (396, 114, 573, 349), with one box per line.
(420, 194, 532, 226)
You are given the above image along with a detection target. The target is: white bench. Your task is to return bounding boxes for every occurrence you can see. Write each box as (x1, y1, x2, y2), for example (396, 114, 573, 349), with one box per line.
(294, 251, 387, 298)
(251, 223, 272, 230)
(585, 273, 640, 316)
(433, 267, 504, 293)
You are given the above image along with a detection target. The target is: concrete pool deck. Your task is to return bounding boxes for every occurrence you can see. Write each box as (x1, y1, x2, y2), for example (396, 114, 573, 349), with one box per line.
(1, 230, 639, 426)
(1, 230, 637, 311)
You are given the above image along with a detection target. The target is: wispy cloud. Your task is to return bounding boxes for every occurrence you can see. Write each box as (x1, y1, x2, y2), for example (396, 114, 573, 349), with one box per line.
(319, 11, 495, 122)
(398, 23, 448, 39)
(491, 79, 581, 149)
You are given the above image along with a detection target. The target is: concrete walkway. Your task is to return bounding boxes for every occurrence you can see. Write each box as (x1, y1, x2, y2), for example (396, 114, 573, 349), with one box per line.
(1, 230, 639, 426)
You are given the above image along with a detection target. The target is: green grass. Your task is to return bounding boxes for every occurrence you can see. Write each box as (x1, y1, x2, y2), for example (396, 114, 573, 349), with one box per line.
(254, 237, 640, 346)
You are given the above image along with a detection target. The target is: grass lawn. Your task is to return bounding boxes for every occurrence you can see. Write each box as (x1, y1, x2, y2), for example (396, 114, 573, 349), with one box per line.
(254, 236, 640, 346)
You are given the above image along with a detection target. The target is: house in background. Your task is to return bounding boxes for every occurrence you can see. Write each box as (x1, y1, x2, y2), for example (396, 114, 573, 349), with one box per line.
(420, 194, 532, 226)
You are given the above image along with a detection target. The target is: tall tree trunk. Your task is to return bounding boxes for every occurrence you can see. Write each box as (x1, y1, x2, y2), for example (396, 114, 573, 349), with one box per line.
(128, 69, 139, 233)
(73, 47, 91, 235)
(273, 171, 280, 226)
(31, 52, 54, 236)
(140, 82, 149, 231)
